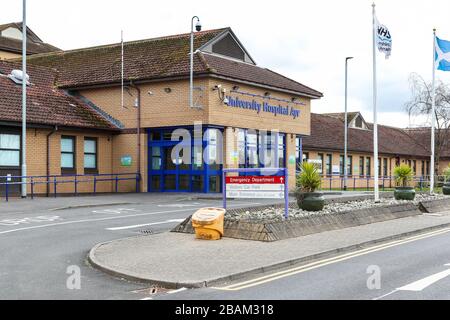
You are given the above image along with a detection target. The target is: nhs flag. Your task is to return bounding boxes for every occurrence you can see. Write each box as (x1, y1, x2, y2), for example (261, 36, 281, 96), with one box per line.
(436, 37, 450, 71)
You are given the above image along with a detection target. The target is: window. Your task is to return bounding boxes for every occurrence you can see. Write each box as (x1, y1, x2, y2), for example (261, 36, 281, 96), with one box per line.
(347, 155, 353, 176)
(366, 157, 371, 177)
(295, 136, 302, 170)
(359, 156, 364, 177)
(277, 134, 285, 168)
(0, 133, 20, 167)
(383, 158, 388, 177)
(339, 155, 344, 176)
(422, 160, 425, 176)
(355, 117, 363, 128)
(326, 154, 332, 176)
(426, 161, 430, 176)
(317, 153, 324, 174)
(61, 136, 75, 173)
(84, 138, 97, 172)
(413, 160, 417, 175)
(302, 152, 309, 162)
(378, 157, 381, 177)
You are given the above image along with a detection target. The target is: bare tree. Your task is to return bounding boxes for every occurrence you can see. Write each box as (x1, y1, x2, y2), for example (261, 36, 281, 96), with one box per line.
(405, 73, 450, 174)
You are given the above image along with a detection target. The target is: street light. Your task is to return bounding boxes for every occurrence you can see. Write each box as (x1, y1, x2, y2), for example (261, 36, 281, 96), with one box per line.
(21, 0, 27, 198)
(344, 56, 353, 191)
(190, 16, 201, 108)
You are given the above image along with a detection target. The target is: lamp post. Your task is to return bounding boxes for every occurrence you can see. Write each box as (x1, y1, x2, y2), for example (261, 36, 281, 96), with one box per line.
(21, 0, 27, 198)
(344, 56, 353, 191)
(190, 16, 201, 108)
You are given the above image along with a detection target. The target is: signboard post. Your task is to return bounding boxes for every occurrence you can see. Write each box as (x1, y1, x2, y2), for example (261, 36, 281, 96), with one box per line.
(222, 168, 289, 219)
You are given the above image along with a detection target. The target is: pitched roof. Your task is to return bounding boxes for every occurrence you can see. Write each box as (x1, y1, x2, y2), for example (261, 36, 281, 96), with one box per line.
(24, 28, 322, 98)
(0, 60, 118, 130)
(0, 22, 60, 55)
(303, 113, 431, 157)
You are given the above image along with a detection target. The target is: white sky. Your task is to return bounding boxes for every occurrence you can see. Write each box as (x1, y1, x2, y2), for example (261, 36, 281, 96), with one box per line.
(3, 0, 450, 127)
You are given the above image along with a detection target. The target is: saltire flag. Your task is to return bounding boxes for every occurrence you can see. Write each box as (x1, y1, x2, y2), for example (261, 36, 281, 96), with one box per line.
(375, 16, 392, 59)
(435, 37, 450, 71)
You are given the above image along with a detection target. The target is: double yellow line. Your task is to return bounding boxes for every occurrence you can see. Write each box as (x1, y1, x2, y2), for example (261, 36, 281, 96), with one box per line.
(213, 226, 450, 291)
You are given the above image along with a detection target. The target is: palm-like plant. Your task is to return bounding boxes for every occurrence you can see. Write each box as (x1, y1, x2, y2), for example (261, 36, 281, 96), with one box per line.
(297, 162, 322, 192)
(444, 165, 450, 183)
(394, 164, 413, 187)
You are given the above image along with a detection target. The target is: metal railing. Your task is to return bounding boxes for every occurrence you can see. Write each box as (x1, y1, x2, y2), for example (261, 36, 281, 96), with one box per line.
(0, 173, 140, 202)
(316, 175, 446, 191)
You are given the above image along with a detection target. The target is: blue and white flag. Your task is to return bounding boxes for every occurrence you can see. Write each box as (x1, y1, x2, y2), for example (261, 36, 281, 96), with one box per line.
(435, 37, 450, 71)
(375, 16, 392, 59)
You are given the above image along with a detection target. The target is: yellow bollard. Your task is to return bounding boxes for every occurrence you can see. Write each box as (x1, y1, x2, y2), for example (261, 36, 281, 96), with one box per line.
(191, 207, 226, 240)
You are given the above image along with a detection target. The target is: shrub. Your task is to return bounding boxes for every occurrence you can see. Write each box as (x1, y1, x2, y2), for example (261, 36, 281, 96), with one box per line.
(393, 164, 413, 187)
(296, 162, 322, 192)
(444, 165, 450, 182)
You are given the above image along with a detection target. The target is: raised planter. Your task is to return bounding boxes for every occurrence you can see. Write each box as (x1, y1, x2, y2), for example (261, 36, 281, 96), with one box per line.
(443, 183, 450, 195)
(296, 192, 325, 211)
(419, 197, 450, 213)
(172, 202, 421, 242)
(394, 186, 416, 200)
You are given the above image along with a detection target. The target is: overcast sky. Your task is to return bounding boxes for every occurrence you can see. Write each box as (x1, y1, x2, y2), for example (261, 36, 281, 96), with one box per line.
(3, 0, 450, 127)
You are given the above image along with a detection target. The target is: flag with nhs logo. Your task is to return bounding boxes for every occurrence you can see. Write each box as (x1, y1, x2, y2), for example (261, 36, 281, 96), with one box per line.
(435, 37, 450, 71)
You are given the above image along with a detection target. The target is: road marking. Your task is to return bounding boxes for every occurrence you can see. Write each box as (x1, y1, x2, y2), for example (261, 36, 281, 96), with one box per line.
(212, 227, 450, 291)
(106, 219, 185, 231)
(92, 208, 141, 214)
(0, 202, 257, 236)
(167, 287, 187, 295)
(373, 263, 450, 300)
(157, 203, 203, 208)
(397, 263, 450, 291)
(0, 215, 61, 226)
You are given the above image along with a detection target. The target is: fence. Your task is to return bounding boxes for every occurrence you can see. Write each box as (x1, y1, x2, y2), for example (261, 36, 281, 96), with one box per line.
(0, 173, 140, 202)
(318, 175, 446, 191)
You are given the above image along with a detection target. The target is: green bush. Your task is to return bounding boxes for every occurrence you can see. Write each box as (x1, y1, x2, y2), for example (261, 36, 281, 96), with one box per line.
(393, 164, 413, 187)
(444, 165, 450, 182)
(297, 162, 322, 192)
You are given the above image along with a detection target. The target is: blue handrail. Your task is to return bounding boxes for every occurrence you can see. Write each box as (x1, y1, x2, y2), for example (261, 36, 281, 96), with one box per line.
(0, 173, 140, 202)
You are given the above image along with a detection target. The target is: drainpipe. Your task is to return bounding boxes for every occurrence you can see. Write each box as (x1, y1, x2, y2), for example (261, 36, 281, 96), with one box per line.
(46, 125, 58, 196)
(129, 81, 141, 192)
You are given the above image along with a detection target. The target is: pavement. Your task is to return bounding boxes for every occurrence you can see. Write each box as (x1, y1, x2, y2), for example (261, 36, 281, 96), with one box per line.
(89, 210, 450, 290)
(0, 194, 280, 299)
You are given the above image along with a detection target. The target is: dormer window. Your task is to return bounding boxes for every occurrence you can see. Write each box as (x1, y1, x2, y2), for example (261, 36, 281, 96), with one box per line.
(199, 29, 256, 64)
(1, 27, 22, 40)
(349, 114, 368, 130)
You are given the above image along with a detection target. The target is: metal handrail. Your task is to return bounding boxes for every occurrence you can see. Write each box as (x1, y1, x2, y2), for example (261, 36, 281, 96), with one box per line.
(0, 173, 140, 202)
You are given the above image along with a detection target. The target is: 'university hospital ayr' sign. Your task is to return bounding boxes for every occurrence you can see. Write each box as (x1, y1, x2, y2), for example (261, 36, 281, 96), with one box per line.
(225, 96, 301, 120)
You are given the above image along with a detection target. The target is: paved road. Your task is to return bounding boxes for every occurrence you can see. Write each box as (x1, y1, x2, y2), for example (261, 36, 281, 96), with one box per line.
(0, 196, 269, 299)
(155, 227, 450, 300)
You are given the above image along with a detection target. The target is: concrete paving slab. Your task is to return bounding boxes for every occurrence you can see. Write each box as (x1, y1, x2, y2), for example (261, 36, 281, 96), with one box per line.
(89, 211, 450, 288)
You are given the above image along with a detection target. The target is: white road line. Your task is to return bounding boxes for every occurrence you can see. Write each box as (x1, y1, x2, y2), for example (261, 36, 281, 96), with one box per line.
(0, 202, 259, 236)
(213, 227, 450, 291)
(106, 219, 185, 231)
(396, 264, 450, 292)
(372, 289, 398, 300)
(167, 287, 187, 295)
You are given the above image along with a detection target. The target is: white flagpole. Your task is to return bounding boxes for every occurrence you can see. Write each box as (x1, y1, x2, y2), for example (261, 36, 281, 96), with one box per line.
(430, 28, 436, 194)
(372, 2, 380, 202)
(121, 30, 124, 108)
(21, 0, 27, 198)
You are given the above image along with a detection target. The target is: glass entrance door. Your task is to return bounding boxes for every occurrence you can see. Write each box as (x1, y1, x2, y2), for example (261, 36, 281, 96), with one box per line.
(147, 127, 223, 193)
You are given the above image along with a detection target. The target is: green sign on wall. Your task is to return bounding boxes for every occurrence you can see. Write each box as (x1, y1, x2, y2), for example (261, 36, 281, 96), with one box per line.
(121, 155, 132, 167)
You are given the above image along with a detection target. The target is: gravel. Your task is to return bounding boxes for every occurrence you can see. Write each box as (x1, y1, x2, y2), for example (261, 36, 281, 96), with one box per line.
(225, 193, 450, 222)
